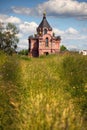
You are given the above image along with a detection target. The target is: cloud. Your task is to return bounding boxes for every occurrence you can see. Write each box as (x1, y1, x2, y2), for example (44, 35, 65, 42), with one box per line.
(12, 6, 33, 15)
(53, 28, 64, 35)
(65, 27, 79, 34)
(53, 27, 87, 50)
(53, 27, 78, 36)
(6, 16, 21, 24)
(18, 39, 28, 50)
(17, 21, 38, 50)
(53, 27, 79, 37)
(16, 33, 23, 39)
(0, 14, 21, 24)
(0, 14, 8, 23)
(12, 0, 87, 20)
(19, 21, 38, 34)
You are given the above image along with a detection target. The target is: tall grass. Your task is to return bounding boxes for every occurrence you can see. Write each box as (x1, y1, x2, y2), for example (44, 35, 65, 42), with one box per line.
(58, 54, 87, 114)
(0, 52, 87, 130)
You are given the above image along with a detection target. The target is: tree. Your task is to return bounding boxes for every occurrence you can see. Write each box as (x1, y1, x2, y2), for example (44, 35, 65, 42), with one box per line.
(18, 49, 28, 55)
(60, 45, 67, 52)
(0, 22, 19, 55)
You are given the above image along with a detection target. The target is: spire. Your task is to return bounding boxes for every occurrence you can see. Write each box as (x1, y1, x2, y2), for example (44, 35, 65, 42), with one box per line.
(43, 12, 46, 19)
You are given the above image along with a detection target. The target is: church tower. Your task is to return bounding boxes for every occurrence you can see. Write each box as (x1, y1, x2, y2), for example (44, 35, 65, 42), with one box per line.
(28, 13, 61, 57)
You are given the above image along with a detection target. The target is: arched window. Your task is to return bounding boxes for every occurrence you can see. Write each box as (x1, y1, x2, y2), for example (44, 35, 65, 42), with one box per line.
(44, 29, 47, 34)
(45, 37, 49, 47)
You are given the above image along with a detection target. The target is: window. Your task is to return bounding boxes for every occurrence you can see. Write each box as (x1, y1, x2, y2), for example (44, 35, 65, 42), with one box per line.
(45, 37, 49, 47)
(44, 29, 47, 34)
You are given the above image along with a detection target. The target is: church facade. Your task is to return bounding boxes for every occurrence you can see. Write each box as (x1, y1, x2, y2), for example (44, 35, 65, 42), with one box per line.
(28, 13, 61, 57)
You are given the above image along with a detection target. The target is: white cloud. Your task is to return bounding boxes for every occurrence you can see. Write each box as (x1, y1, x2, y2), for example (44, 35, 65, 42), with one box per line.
(6, 16, 21, 24)
(0, 14, 8, 23)
(53, 28, 64, 35)
(53, 26, 87, 50)
(65, 27, 79, 34)
(37, 0, 87, 19)
(19, 21, 38, 34)
(67, 44, 79, 50)
(17, 21, 38, 50)
(0, 14, 21, 24)
(12, 6, 32, 15)
(16, 33, 23, 38)
(18, 39, 28, 50)
(53, 27, 79, 37)
(0, 14, 38, 35)
(12, 0, 87, 20)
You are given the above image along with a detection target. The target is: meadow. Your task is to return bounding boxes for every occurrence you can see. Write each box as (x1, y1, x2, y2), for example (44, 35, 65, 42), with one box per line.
(0, 51, 87, 130)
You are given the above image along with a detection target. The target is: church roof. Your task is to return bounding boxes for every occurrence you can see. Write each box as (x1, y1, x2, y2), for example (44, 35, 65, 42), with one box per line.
(37, 13, 52, 31)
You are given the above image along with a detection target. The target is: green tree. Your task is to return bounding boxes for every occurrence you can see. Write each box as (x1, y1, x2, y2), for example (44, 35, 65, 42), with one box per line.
(19, 49, 28, 55)
(60, 45, 67, 51)
(0, 22, 19, 55)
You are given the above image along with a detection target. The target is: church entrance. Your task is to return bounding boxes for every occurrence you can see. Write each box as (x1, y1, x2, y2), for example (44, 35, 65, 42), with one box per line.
(44, 52, 49, 56)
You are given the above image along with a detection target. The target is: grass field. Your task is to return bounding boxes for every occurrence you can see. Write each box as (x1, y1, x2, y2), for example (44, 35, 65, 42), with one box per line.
(0, 51, 87, 130)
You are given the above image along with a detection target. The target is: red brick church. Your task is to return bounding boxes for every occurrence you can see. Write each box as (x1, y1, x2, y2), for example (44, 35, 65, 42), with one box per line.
(28, 13, 61, 57)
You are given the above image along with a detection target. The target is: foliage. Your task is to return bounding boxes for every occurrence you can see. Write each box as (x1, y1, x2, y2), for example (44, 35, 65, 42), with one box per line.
(0, 22, 19, 55)
(60, 45, 67, 51)
(0, 52, 87, 130)
(18, 49, 28, 55)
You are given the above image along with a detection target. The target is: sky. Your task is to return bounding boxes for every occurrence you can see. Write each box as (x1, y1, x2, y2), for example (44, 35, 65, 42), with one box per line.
(0, 0, 87, 51)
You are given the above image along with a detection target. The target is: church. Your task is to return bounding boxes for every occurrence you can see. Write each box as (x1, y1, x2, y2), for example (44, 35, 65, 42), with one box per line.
(28, 13, 61, 57)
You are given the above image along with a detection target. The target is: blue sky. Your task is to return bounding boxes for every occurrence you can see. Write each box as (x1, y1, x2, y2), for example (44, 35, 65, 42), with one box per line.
(0, 0, 87, 50)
